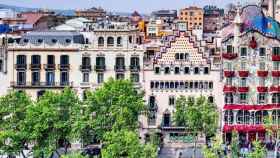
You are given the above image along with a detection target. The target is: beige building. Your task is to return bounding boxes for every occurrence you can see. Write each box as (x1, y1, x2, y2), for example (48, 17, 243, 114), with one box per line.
(179, 6, 204, 31)
(140, 27, 223, 147)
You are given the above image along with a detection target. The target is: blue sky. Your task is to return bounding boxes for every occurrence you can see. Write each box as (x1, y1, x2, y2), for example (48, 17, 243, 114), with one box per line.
(0, 0, 259, 13)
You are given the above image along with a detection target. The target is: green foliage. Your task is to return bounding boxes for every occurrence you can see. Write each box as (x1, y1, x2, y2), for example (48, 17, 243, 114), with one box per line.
(61, 152, 87, 158)
(23, 88, 80, 157)
(231, 130, 239, 158)
(174, 96, 219, 136)
(101, 129, 157, 158)
(248, 141, 267, 158)
(73, 79, 145, 145)
(202, 135, 224, 158)
(0, 91, 32, 157)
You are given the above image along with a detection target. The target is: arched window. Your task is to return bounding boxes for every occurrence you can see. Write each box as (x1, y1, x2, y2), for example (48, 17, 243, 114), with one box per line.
(117, 37, 122, 46)
(98, 37, 104, 47)
(224, 110, 233, 125)
(107, 37, 114, 47)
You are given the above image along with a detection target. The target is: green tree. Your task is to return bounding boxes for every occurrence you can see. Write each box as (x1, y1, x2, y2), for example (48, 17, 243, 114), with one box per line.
(61, 152, 87, 158)
(23, 88, 80, 158)
(173, 96, 219, 158)
(248, 140, 267, 158)
(101, 129, 157, 158)
(0, 91, 32, 158)
(202, 135, 224, 158)
(73, 79, 145, 145)
(230, 130, 239, 158)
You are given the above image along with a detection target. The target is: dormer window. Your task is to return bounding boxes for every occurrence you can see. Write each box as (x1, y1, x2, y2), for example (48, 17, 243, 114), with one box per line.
(52, 39, 57, 44)
(65, 39, 71, 43)
(23, 39, 29, 43)
(37, 39, 43, 43)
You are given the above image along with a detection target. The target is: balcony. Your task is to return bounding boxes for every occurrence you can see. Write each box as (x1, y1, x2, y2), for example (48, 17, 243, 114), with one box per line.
(58, 64, 70, 70)
(10, 81, 74, 88)
(222, 53, 238, 60)
(224, 71, 235, 77)
(15, 64, 27, 70)
(238, 71, 249, 77)
(272, 55, 280, 61)
(272, 71, 280, 77)
(257, 70, 269, 77)
(114, 65, 126, 72)
(269, 86, 280, 92)
(130, 65, 140, 72)
(223, 85, 236, 93)
(95, 65, 106, 71)
(257, 86, 268, 93)
(44, 64, 56, 70)
(238, 87, 249, 93)
(80, 65, 92, 71)
(29, 64, 41, 70)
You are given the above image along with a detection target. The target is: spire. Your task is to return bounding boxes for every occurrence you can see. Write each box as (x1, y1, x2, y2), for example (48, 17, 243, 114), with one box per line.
(234, 2, 242, 25)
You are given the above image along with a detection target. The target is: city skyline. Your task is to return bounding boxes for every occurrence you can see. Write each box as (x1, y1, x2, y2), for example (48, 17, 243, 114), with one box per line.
(0, 0, 259, 13)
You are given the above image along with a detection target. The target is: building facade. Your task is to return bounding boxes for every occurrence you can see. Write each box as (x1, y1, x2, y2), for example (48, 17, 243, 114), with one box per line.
(222, 5, 280, 145)
(203, 6, 225, 33)
(179, 6, 204, 31)
(140, 24, 223, 147)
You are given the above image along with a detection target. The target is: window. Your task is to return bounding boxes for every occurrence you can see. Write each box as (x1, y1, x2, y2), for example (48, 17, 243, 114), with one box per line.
(273, 47, 280, 55)
(16, 55, 26, 65)
(60, 71, 69, 85)
(194, 81, 198, 89)
(131, 73, 139, 83)
(31, 71, 40, 85)
(189, 81, 193, 89)
(273, 77, 279, 85)
(169, 96, 175, 106)
(174, 67, 180, 74)
(0, 60, 3, 72)
(115, 57, 125, 70)
(17, 71, 26, 85)
(130, 57, 139, 67)
(224, 110, 234, 124)
(204, 67, 209, 74)
(272, 93, 280, 104)
(226, 45, 233, 53)
(96, 57, 105, 67)
(259, 78, 265, 86)
(165, 82, 170, 89)
(46, 71, 55, 85)
(257, 93, 266, 104)
(226, 78, 233, 85)
(208, 96, 214, 103)
(184, 67, 190, 74)
(225, 93, 234, 104)
(259, 48, 266, 56)
(164, 67, 170, 74)
(116, 73, 125, 80)
(240, 78, 247, 87)
(47, 55, 55, 65)
(150, 82, 154, 89)
(107, 37, 114, 47)
(209, 82, 213, 89)
(194, 67, 200, 74)
(155, 67, 160, 74)
(82, 57, 91, 66)
(83, 72, 89, 83)
(180, 53, 184, 60)
(259, 62, 266, 70)
(224, 62, 232, 70)
(97, 73, 104, 84)
(129, 36, 133, 43)
(175, 53, 179, 60)
(239, 93, 248, 104)
(117, 37, 122, 46)
(60, 55, 69, 65)
(240, 47, 247, 57)
(98, 37, 104, 46)
(273, 62, 280, 70)
(240, 62, 246, 70)
(31, 55, 41, 65)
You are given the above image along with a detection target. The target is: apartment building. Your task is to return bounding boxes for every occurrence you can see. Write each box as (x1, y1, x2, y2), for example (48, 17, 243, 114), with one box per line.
(179, 6, 204, 31)
(221, 5, 280, 144)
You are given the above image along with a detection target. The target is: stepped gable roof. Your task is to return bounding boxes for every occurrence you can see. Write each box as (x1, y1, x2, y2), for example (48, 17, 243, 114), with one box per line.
(221, 5, 280, 42)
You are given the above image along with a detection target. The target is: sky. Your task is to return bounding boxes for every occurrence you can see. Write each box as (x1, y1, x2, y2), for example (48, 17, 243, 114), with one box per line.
(0, 0, 259, 13)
